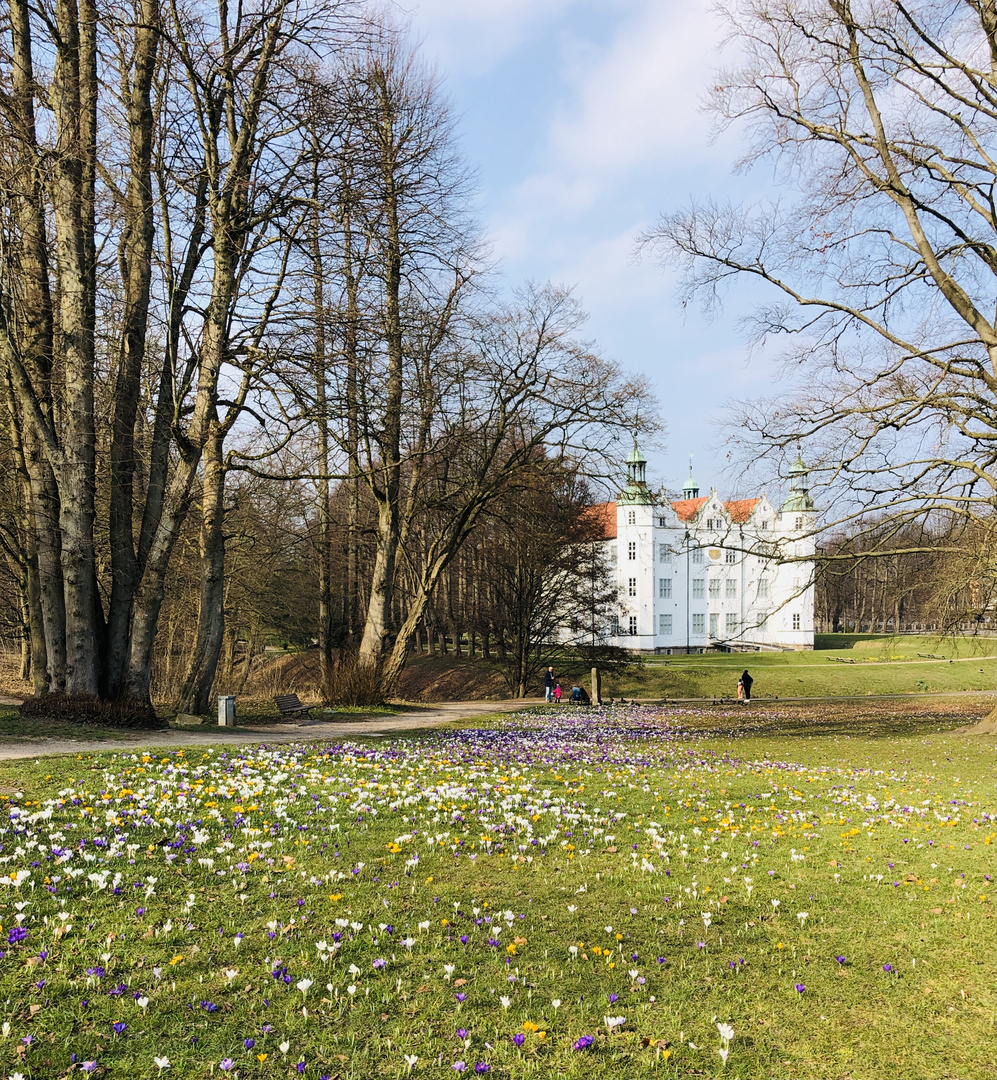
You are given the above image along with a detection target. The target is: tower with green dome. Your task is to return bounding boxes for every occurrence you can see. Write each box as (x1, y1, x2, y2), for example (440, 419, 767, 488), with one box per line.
(619, 442, 653, 506)
(781, 453, 816, 515)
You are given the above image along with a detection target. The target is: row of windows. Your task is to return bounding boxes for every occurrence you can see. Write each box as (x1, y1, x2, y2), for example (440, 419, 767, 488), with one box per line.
(645, 512, 807, 530)
(618, 610, 804, 636)
(624, 543, 784, 567)
(640, 577, 778, 599)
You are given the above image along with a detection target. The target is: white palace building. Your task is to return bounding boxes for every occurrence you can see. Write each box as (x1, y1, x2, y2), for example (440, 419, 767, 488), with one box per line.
(588, 445, 817, 652)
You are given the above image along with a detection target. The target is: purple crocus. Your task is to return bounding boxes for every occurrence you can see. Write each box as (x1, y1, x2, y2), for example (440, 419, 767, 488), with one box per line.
(474, 1065, 490, 1074)
(220, 1061, 234, 1073)
(372, 958, 386, 970)
(7, 927, 28, 945)
(795, 983, 805, 994)
(883, 964, 893, 973)
(835, 956, 846, 964)
(456, 993, 467, 1003)
(513, 1033, 525, 1047)
(112, 1022, 127, 1035)
(573, 1035, 595, 1050)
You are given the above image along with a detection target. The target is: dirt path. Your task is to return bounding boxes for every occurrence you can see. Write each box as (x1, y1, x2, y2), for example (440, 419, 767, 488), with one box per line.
(0, 700, 536, 761)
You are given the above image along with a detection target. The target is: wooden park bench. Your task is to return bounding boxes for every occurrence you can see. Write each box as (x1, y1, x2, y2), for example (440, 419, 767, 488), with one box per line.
(274, 694, 317, 719)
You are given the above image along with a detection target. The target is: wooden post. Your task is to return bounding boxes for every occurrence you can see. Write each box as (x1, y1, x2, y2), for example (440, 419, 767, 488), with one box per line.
(591, 667, 601, 705)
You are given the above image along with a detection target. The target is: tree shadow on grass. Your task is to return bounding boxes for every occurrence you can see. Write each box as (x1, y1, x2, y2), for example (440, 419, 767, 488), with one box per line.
(678, 701, 986, 741)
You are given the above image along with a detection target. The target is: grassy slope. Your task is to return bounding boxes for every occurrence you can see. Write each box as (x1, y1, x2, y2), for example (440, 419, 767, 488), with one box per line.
(604, 634, 996, 700)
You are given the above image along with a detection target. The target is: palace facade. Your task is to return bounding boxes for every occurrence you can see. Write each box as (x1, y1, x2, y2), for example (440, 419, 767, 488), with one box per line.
(588, 446, 816, 652)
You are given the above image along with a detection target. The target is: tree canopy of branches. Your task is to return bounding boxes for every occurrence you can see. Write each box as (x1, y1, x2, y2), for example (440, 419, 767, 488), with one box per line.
(641, 0, 996, 590)
(0, 8, 650, 718)
(476, 465, 623, 698)
(0, 0, 349, 717)
(816, 514, 997, 632)
(270, 42, 653, 698)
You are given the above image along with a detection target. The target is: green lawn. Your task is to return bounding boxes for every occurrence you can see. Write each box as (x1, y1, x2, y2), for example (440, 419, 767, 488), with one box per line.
(0, 701, 992, 1079)
(603, 634, 996, 700)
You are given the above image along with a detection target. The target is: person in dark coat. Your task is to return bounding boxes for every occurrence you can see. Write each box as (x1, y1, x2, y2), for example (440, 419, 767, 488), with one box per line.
(740, 669, 753, 701)
(543, 666, 556, 702)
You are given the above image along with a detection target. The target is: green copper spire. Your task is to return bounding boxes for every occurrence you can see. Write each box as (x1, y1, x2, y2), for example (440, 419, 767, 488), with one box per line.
(619, 439, 652, 505)
(682, 455, 699, 499)
(782, 452, 816, 512)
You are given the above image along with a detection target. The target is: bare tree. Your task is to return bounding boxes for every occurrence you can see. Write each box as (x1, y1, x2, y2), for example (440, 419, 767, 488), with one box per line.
(641, 0, 996, 576)
(479, 465, 620, 698)
(0, 0, 347, 717)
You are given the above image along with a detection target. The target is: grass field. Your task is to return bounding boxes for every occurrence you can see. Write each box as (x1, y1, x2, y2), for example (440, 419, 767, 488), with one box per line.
(0, 699, 993, 1079)
(603, 634, 997, 701)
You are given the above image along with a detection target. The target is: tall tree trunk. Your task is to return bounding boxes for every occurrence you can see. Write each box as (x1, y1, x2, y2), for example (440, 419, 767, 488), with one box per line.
(357, 71, 404, 674)
(106, 0, 160, 698)
(311, 189, 335, 700)
(341, 186, 363, 658)
(52, 0, 101, 695)
(177, 425, 227, 713)
(5, 0, 64, 692)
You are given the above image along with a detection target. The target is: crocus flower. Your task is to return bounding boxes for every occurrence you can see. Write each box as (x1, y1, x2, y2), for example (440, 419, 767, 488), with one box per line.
(573, 1035, 595, 1050)
(795, 983, 805, 994)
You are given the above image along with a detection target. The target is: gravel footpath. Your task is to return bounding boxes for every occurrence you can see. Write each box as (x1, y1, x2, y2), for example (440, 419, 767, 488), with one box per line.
(0, 700, 535, 761)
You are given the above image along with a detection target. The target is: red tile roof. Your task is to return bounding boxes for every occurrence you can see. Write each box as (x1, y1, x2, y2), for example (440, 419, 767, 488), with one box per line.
(670, 496, 708, 522)
(724, 498, 760, 523)
(580, 501, 617, 539)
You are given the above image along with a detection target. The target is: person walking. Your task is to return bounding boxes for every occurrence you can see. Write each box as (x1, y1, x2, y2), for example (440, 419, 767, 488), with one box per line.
(740, 669, 753, 702)
(544, 666, 556, 702)
(553, 682, 562, 704)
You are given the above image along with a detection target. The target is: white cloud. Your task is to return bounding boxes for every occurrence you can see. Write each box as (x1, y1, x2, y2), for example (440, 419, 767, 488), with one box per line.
(550, 3, 723, 178)
(487, 0, 737, 271)
(401, 0, 578, 72)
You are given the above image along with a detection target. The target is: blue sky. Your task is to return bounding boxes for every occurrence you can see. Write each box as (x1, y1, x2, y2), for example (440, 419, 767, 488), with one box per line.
(405, 0, 788, 496)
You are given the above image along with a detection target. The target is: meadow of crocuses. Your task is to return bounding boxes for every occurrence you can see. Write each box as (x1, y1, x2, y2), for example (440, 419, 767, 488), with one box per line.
(0, 705, 993, 1079)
